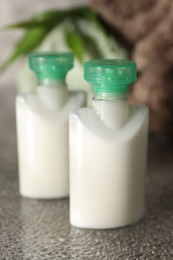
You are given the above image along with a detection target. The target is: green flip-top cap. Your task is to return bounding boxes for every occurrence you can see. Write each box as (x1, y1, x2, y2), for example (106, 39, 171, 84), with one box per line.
(84, 59, 137, 95)
(29, 52, 74, 81)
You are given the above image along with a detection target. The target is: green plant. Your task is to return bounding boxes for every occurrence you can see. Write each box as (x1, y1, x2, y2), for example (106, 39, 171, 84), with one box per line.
(0, 6, 111, 72)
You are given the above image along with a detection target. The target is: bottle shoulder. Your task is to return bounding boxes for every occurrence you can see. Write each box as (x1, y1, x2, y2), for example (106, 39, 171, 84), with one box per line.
(70, 104, 149, 141)
(71, 104, 149, 117)
(16, 90, 86, 120)
(130, 103, 149, 113)
(16, 90, 85, 105)
(16, 92, 33, 98)
(130, 104, 149, 120)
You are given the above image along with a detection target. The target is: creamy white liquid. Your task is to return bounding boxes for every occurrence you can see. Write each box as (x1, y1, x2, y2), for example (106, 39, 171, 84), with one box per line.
(70, 101, 149, 229)
(92, 96, 128, 130)
(16, 83, 85, 199)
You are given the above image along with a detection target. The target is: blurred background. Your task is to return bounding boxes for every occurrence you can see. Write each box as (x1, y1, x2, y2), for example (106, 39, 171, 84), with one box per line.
(1, 0, 173, 140)
(0, 0, 89, 88)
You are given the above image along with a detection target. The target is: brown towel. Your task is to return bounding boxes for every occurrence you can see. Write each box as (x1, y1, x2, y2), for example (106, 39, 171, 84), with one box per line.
(92, 0, 173, 139)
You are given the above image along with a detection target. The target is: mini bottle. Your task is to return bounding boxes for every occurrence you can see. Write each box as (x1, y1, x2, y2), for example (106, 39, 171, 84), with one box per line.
(70, 59, 149, 229)
(16, 52, 85, 199)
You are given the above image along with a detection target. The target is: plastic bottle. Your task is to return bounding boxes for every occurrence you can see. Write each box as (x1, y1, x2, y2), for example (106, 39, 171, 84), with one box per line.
(70, 59, 149, 229)
(16, 52, 85, 199)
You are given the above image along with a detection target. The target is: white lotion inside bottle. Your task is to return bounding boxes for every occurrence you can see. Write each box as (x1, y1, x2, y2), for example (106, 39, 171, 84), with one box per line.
(16, 52, 85, 199)
(92, 95, 128, 130)
(70, 59, 149, 229)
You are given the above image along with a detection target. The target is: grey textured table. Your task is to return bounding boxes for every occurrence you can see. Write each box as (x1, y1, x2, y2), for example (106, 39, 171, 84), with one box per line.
(0, 86, 173, 260)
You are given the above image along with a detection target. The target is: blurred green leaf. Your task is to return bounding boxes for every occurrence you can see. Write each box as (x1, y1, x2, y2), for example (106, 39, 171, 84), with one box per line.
(80, 9, 107, 35)
(77, 29, 104, 59)
(0, 27, 49, 72)
(2, 6, 109, 72)
(6, 7, 106, 32)
(6, 10, 68, 29)
(65, 29, 84, 63)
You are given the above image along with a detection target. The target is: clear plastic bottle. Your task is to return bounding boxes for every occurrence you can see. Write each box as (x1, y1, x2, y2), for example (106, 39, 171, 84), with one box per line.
(70, 59, 149, 229)
(16, 52, 85, 199)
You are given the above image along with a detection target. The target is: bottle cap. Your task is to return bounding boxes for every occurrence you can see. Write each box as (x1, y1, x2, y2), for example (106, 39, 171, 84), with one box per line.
(84, 59, 137, 95)
(29, 52, 74, 81)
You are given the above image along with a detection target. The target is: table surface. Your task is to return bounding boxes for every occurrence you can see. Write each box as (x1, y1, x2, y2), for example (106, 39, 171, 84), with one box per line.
(0, 86, 173, 260)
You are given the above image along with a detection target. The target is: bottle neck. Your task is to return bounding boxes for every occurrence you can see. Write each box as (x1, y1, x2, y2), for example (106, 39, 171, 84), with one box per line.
(94, 92, 128, 102)
(38, 78, 66, 87)
(36, 78, 68, 111)
(92, 92, 129, 130)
